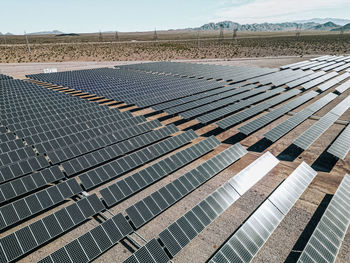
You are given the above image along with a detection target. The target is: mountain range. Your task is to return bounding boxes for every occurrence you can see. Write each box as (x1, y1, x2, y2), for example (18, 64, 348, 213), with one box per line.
(195, 19, 350, 32)
(294, 18, 350, 26)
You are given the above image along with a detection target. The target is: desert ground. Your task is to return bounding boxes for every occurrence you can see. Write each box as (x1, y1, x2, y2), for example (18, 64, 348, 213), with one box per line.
(0, 31, 349, 63)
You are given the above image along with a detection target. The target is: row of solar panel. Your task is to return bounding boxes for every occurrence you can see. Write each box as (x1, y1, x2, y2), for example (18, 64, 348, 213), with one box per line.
(0, 178, 82, 230)
(293, 95, 350, 150)
(165, 84, 255, 115)
(152, 82, 245, 112)
(0, 165, 64, 205)
(209, 162, 317, 263)
(16, 112, 137, 142)
(0, 154, 49, 184)
(37, 213, 134, 263)
(35, 118, 156, 156)
(79, 130, 198, 190)
(182, 85, 270, 120)
(0, 138, 26, 154)
(123, 151, 280, 263)
(196, 86, 281, 124)
(297, 174, 350, 263)
(0, 194, 104, 263)
(60, 124, 176, 176)
(264, 92, 337, 142)
(238, 91, 318, 135)
(125, 143, 248, 229)
(0, 74, 13, 80)
(217, 88, 300, 129)
(101, 136, 220, 207)
(7, 109, 131, 137)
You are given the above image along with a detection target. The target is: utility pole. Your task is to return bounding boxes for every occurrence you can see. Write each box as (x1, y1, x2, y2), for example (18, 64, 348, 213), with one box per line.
(153, 28, 158, 41)
(3, 34, 6, 45)
(115, 31, 119, 42)
(218, 24, 224, 43)
(99, 30, 103, 42)
(24, 31, 31, 54)
(340, 27, 344, 37)
(197, 29, 200, 49)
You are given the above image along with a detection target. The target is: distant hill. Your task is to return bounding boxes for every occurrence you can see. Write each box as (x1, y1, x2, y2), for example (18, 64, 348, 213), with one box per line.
(331, 23, 350, 32)
(295, 18, 350, 26)
(311, 22, 341, 31)
(28, 30, 64, 35)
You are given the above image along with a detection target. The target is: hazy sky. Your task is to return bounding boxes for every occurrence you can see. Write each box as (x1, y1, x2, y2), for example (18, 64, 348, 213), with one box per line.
(1, 0, 350, 34)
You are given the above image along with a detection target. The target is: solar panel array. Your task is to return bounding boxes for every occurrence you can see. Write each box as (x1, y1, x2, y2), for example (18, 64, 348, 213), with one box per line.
(1, 55, 348, 263)
(0, 74, 13, 81)
(123, 151, 279, 263)
(297, 174, 350, 263)
(264, 93, 337, 142)
(293, 95, 350, 150)
(37, 143, 248, 263)
(209, 162, 317, 263)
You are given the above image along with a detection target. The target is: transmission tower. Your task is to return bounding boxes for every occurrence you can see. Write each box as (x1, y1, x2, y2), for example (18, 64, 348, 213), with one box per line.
(99, 30, 103, 42)
(296, 24, 301, 40)
(232, 26, 238, 44)
(115, 31, 119, 42)
(153, 28, 158, 41)
(218, 24, 224, 43)
(3, 34, 6, 45)
(340, 28, 344, 37)
(197, 29, 201, 49)
(24, 31, 31, 54)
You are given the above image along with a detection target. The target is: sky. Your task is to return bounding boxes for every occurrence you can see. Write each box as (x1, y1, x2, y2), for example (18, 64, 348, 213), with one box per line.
(1, 0, 350, 34)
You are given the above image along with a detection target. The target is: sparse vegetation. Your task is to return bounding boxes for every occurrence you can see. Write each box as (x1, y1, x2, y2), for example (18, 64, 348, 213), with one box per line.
(1, 32, 349, 63)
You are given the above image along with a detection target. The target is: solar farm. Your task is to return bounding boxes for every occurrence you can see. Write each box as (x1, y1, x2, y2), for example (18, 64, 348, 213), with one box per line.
(0, 54, 350, 263)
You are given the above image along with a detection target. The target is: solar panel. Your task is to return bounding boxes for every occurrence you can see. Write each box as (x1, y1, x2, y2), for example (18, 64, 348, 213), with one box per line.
(322, 62, 346, 72)
(228, 152, 279, 195)
(327, 124, 350, 159)
(165, 84, 255, 115)
(123, 151, 278, 262)
(100, 136, 220, 207)
(239, 91, 318, 135)
(301, 72, 338, 90)
(293, 95, 350, 150)
(126, 143, 248, 229)
(0, 194, 104, 263)
(209, 162, 316, 263)
(37, 213, 133, 263)
(264, 92, 338, 142)
(0, 178, 82, 231)
(217, 89, 300, 129)
(197, 86, 283, 124)
(79, 129, 198, 190)
(0, 166, 64, 204)
(335, 79, 350, 93)
(59, 123, 175, 174)
(180, 84, 267, 120)
(297, 174, 350, 263)
(318, 72, 350, 92)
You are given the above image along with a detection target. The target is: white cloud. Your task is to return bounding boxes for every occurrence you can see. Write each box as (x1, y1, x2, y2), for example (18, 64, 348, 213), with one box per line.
(213, 0, 350, 23)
